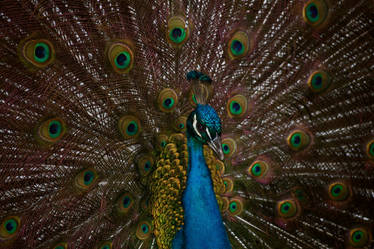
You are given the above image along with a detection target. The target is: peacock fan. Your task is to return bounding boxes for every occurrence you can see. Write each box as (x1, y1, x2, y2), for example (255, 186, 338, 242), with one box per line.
(0, 0, 373, 249)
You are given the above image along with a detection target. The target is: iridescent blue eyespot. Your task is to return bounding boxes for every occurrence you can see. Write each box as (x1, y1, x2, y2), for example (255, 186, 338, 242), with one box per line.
(167, 16, 189, 47)
(303, 0, 329, 28)
(0, 216, 20, 239)
(108, 42, 134, 74)
(136, 220, 152, 240)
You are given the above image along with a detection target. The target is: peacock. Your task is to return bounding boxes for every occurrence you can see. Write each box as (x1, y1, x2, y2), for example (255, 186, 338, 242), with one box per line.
(0, 0, 374, 248)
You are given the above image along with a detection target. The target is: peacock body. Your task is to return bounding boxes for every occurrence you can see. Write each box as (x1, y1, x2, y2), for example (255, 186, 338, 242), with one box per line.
(1, 0, 374, 249)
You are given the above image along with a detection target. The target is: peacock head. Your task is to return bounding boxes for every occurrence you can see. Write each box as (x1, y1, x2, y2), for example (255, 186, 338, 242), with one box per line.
(187, 104, 224, 160)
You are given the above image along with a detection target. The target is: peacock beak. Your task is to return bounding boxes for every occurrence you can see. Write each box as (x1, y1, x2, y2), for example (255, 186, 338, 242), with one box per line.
(208, 135, 224, 161)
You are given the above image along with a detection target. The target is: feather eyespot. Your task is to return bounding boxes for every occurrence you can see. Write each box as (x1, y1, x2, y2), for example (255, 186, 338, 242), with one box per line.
(97, 242, 112, 249)
(366, 140, 374, 160)
(158, 88, 178, 113)
(53, 243, 67, 249)
(75, 168, 98, 191)
(140, 197, 151, 213)
(227, 95, 248, 118)
(328, 182, 350, 201)
(223, 177, 234, 193)
(292, 187, 309, 203)
(215, 160, 225, 175)
(227, 31, 251, 60)
(228, 198, 243, 216)
(136, 220, 153, 240)
(107, 42, 134, 74)
(115, 51, 131, 69)
(248, 161, 269, 178)
(348, 227, 371, 248)
(167, 16, 189, 47)
(287, 130, 311, 151)
(137, 154, 154, 176)
(218, 196, 229, 212)
(144, 161, 151, 171)
(221, 138, 237, 158)
(303, 0, 329, 28)
(116, 192, 134, 215)
(277, 199, 299, 219)
(307, 71, 331, 93)
(118, 115, 141, 139)
(248, 157, 275, 184)
(156, 134, 169, 151)
(0, 216, 20, 239)
(231, 40, 245, 56)
(222, 143, 230, 154)
(160, 140, 167, 148)
(230, 101, 242, 114)
(170, 27, 186, 44)
(33, 42, 51, 63)
(20, 38, 55, 68)
(36, 117, 66, 144)
(174, 116, 187, 132)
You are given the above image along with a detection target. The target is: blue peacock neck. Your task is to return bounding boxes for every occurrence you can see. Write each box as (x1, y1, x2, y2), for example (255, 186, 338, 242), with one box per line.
(179, 135, 232, 249)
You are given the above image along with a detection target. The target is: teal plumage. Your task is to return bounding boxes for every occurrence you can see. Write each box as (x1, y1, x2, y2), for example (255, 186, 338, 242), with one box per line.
(181, 132, 230, 249)
(1, 0, 374, 249)
(174, 100, 231, 249)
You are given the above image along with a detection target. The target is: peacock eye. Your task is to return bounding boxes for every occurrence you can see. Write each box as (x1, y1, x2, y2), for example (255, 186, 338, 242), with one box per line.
(287, 129, 311, 151)
(293, 188, 306, 202)
(123, 196, 131, 208)
(75, 168, 98, 191)
(227, 94, 248, 119)
(222, 177, 234, 193)
(53, 243, 67, 249)
(118, 115, 142, 139)
(303, 0, 329, 28)
(277, 199, 299, 219)
(366, 139, 374, 160)
(308, 71, 331, 93)
(328, 182, 350, 201)
(115, 51, 131, 69)
(248, 161, 269, 178)
(34, 42, 51, 63)
(227, 30, 251, 60)
(170, 27, 186, 44)
(197, 122, 205, 133)
(157, 88, 178, 113)
(136, 220, 153, 240)
(98, 242, 112, 249)
(107, 42, 134, 74)
(136, 154, 154, 176)
(348, 227, 370, 248)
(20, 38, 55, 68)
(36, 117, 66, 145)
(228, 198, 243, 216)
(215, 160, 225, 175)
(0, 216, 20, 239)
(221, 138, 237, 158)
(167, 15, 189, 47)
(116, 192, 134, 215)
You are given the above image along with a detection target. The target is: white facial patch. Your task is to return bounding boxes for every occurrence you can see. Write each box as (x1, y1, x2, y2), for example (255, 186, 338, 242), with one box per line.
(193, 114, 202, 138)
(206, 127, 212, 140)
